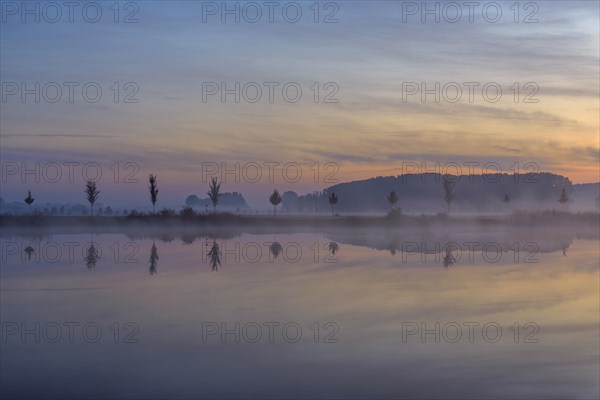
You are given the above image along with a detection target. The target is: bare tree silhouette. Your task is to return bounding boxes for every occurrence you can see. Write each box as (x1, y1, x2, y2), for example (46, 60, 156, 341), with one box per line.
(387, 190, 398, 211)
(149, 174, 159, 214)
(269, 189, 282, 216)
(24, 190, 34, 215)
(442, 176, 456, 213)
(328, 192, 338, 216)
(84, 181, 100, 216)
(207, 178, 221, 213)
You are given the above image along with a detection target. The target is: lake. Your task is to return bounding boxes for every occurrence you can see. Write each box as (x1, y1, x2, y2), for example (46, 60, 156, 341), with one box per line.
(1, 228, 599, 399)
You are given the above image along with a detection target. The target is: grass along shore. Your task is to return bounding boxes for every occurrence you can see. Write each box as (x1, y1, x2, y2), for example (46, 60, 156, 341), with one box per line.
(1, 210, 598, 231)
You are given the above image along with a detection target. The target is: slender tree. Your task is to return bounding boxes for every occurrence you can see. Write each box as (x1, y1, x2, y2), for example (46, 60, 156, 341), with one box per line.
(149, 241, 159, 275)
(328, 192, 338, 216)
(24, 190, 34, 215)
(207, 241, 222, 271)
(387, 190, 398, 211)
(149, 174, 159, 214)
(84, 181, 100, 216)
(442, 176, 456, 213)
(207, 178, 221, 213)
(85, 234, 100, 269)
(85, 243, 100, 269)
(269, 190, 282, 215)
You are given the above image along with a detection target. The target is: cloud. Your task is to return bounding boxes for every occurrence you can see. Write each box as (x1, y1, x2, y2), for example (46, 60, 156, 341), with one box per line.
(1, 134, 119, 138)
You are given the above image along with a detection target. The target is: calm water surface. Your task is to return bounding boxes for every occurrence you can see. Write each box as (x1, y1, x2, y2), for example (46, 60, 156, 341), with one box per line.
(1, 229, 599, 399)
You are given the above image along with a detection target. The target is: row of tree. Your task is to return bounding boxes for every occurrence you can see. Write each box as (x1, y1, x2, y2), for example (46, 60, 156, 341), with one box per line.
(21, 175, 571, 217)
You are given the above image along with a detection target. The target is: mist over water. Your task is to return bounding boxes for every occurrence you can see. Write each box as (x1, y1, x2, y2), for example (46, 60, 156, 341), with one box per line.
(1, 226, 598, 399)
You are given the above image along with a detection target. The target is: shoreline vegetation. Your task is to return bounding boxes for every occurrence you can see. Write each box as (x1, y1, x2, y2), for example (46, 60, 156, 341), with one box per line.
(2, 177, 598, 235)
(1, 210, 598, 234)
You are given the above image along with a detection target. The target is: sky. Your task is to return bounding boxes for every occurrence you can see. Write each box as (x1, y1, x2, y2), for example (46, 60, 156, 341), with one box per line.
(1, 0, 599, 208)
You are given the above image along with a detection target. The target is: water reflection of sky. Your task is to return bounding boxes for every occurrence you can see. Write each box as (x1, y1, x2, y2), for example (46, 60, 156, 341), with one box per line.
(1, 232, 598, 399)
